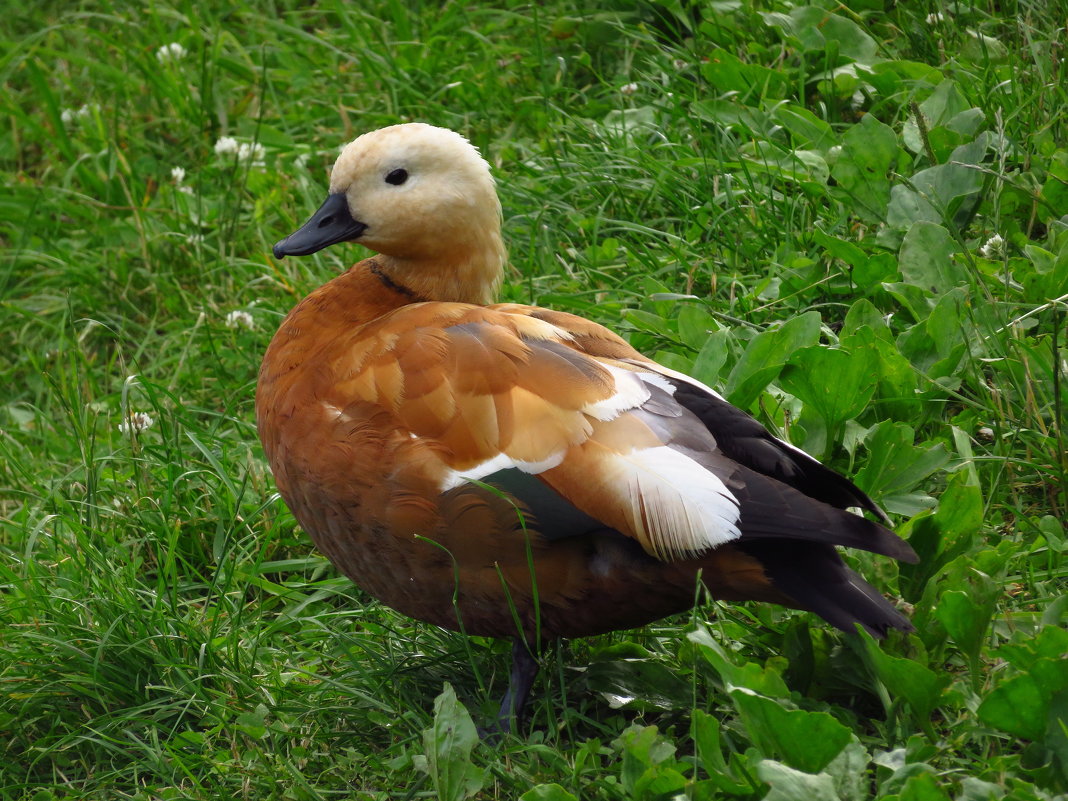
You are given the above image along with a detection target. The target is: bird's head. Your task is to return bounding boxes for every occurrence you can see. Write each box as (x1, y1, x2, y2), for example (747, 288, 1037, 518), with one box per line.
(274, 123, 506, 304)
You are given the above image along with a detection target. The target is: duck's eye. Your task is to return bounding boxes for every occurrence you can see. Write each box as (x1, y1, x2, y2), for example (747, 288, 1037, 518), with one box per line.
(385, 168, 408, 186)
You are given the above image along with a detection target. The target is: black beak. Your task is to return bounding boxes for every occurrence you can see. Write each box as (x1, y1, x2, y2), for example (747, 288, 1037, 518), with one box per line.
(273, 193, 368, 259)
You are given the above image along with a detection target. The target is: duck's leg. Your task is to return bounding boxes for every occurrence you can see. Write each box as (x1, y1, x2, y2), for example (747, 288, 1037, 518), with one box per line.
(493, 637, 540, 732)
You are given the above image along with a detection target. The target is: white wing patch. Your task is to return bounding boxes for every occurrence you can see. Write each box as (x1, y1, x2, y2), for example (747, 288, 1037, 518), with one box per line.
(439, 449, 567, 491)
(613, 445, 740, 559)
(583, 364, 652, 421)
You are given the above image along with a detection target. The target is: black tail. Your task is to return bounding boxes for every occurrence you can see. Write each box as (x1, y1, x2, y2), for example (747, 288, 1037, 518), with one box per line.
(739, 540, 913, 637)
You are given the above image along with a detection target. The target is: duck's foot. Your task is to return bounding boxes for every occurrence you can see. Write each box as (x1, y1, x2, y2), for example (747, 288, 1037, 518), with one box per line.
(479, 637, 540, 740)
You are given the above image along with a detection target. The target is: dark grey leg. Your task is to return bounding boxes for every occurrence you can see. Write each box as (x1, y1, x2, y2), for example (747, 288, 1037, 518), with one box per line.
(493, 637, 540, 733)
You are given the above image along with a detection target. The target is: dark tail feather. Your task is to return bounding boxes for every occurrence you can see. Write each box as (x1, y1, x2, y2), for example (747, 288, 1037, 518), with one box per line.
(740, 541, 913, 637)
(669, 381, 891, 524)
(729, 464, 919, 564)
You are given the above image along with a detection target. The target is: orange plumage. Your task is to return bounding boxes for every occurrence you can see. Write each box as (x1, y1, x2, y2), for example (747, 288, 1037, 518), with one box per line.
(258, 123, 916, 728)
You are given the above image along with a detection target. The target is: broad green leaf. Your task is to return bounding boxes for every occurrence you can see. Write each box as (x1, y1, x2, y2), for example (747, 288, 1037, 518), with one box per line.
(1045, 689, 1068, 784)
(923, 109, 986, 163)
(615, 725, 678, 794)
(758, 760, 840, 801)
(814, 228, 868, 270)
(995, 627, 1068, 670)
(678, 304, 715, 350)
(725, 311, 821, 409)
(878, 762, 941, 798)
(689, 626, 791, 697)
(946, 108, 987, 138)
(898, 222, 965, 295)
(861, 59, 941, 101)
(622, 308, 675, 337)
(762, 6, 878, 64)
(853, 421, 950, 513)
(832, 115, 898, 222)
(653, 349, 694, 375)
(691, 710, 751, 794)
(888, 152, 987, 229)
(957, 777, 1005, 801)
(740, 140, 829, 186)
(854, 252, 898, 290)
(774, 105, 837, 152)
(823, 742, 870, 801)
(882, 281, 935, 323)
(1022, 242, 1068, 301)
(701, 51, 791, 100)
(1038, 150, 1068, 221)
(933, 473, 984, 544)
(925, 287, 970, 360)
(841, 325, 919, 421)
(635, 765, 689, 797)
(690, 99, 772, 137)
(898, 305, 967, 381)
(1030, 657, 1068, 699)
(729, 689, 853, 773)
(235, 704, 269, 740)
(863, 636, 950, 727)
(869, 59, 943, 83)
(692, 329, 732, 387)
(585, 650, 691, 711)
(902, 80, 971, 154)
(422, 684, 484, 801)
(978, 674, 1049, 740)
(780, 345, 878, 437)
(520, 785, 578, 801)
(960, 30, 1009, 64)
(1042, 594, 1068, 628)
(1026, 626, 1068, 665)
(842, 298, 889, 336)
(601, 106, 658, 137)
(900, 771, 952, 801)
(935, 587, 996, 673)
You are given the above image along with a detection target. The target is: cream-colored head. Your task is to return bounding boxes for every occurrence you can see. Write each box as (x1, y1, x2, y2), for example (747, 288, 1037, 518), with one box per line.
(274, 123, 506, 305)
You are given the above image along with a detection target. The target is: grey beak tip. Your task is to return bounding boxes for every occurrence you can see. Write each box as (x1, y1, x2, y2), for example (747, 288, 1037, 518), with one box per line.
(272, 240, 288, 259)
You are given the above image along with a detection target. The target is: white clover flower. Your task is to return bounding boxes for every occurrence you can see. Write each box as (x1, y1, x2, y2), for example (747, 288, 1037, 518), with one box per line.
(171, 166, 186, 183)
(215, 137, 266, 167)
(118, 411, 155, 434)
(179, 185, 194, 195)
(620, 82, 639, 96)
(60, 104, 96, 126)
(979, 234, 1006, 259)
(156, 42, 187, 63)
(977, 426, 995, 441)
(215, 136, 239, 155)
(672, 59, 688, 71)
(925, 12, 944, 24)
(236, 141, 266, 167)
(225, 310, 255, 329)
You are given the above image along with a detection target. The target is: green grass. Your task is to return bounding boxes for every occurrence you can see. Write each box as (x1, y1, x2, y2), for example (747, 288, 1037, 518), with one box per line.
(2, 0, 1066, 798)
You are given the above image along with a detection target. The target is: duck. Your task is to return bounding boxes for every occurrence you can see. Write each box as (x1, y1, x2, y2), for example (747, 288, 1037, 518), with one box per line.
(258, 122, 917, 730)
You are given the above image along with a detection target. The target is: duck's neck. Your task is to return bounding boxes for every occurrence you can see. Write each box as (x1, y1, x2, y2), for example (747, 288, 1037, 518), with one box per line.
(374, 228, 506, 306)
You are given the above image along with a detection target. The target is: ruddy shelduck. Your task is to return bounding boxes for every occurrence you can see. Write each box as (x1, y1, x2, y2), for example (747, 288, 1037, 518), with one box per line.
(259, 123, 916, 730)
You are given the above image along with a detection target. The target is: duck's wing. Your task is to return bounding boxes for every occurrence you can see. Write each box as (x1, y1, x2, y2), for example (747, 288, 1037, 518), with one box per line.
(622, 359, 893, 523)
(346, 302, 914, 566)
(331, 301, 740, 561)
